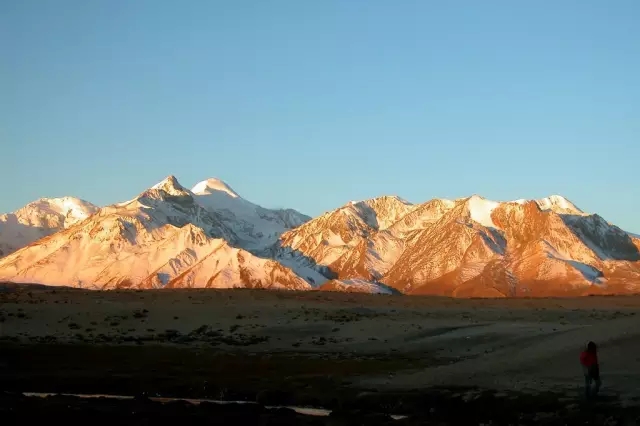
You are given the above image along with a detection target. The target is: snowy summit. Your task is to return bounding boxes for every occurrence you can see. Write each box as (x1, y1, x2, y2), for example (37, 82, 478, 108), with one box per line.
(0, 175, 638, 297)
(192, 178, 241, 198)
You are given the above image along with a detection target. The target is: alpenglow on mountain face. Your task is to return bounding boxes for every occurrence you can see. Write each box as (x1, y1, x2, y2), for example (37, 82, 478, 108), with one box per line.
(0, 175, 639, 297)
(0, 197, 99, 257)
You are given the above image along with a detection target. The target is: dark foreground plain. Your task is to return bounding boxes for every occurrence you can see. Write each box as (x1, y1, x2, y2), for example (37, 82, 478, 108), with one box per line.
(2, 284, 640, 425)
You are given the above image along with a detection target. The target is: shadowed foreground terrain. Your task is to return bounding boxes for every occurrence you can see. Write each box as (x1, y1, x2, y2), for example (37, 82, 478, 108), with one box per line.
(2, 284, 640, 424)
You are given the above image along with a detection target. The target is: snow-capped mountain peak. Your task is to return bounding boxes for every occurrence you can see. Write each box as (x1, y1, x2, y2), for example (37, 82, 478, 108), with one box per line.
(1, 178, 638, 297)
(192, 178, 241, 198)
(0, 175, 314, 290)
(0, 196, 99, 257)
(150, 175, 189, 196)
(536, 195, 583, 215)
(512, 194, 584, 215)
(134, 175, 312, 249)
(455, 194, 585, 229)
(332, 195, 416, 231)
(20, 197, 98, 222)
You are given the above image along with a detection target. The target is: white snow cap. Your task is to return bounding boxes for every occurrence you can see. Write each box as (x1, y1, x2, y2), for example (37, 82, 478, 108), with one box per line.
(513, 195, 583, 214)
(151, 175, 188, 194)
(536, 195, 583, 213)
(25, 197, 98, 217)
(467, 195, 499, 228)
(464, 194, 583, 228)
(191, 178, 240, 198)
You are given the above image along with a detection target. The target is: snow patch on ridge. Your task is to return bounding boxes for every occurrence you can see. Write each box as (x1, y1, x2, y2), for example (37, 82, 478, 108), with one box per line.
(542, 240, 605, 284)
(512, 195, 583, 214)
(536, 195, 582, 213)
(321, 279, 395, 294)
(467, 195, 499, 228)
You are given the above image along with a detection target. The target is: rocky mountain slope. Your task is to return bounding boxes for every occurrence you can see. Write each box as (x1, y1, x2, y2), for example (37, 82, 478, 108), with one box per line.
(0, 176, 317, 290)
(277, 195, 640, 296)
(0, 197, 98, 257)
(1, 176, 638, 296)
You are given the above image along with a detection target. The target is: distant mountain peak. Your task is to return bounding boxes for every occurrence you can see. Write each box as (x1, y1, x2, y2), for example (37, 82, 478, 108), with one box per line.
(435, 198, 457, 208)
(368, 194, 412, 204)
(537, 195, 583, 214)
(151, 175, 188, 195)
(346, 195, 412, 206)
(0, 196, 99, 257)
(19, 196, 98, 215)
(1, 178, 637, 297)
(512, 194, 583, 215)
(191, 178, 240, 199)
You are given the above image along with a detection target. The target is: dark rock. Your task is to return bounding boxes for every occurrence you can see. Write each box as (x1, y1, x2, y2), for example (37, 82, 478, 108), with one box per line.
(329, 408, 393, 425)
(133, 393, 152, 404)
(256, 389, 294, 406)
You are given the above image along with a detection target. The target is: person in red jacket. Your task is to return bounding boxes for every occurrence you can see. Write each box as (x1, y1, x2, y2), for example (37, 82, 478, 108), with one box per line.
(580, 341, 601, 398)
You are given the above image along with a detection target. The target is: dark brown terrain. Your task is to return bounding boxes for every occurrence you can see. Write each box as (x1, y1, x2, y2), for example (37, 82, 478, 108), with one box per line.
(2, 284, 640, 424)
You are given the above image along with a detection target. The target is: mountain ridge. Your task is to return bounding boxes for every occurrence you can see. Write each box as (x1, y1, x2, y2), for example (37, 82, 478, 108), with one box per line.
(0, 197, 99, 257)
(0, 175, 638, 296)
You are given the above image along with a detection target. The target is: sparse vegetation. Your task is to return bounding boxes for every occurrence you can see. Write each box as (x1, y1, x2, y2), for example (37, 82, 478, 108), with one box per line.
(141, 325, 270, 346)
(193, 325, 209, 334)
(3, 287, 640, 425)
(311, 336, 326, 345)
(132, 309, 148, 319)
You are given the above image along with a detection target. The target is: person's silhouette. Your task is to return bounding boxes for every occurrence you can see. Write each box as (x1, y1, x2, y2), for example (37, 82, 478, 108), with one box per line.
(580, 341, 601, 399)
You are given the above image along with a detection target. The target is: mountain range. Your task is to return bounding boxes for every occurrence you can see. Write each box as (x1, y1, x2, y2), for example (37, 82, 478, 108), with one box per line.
(1, 175, 638, 297)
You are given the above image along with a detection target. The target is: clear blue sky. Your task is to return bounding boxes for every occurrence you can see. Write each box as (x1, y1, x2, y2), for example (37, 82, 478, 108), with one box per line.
(2, 1, 639, 232)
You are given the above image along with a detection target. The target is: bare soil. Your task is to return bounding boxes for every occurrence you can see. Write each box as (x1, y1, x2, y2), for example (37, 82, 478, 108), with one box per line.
(2, 284, 640, 424)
